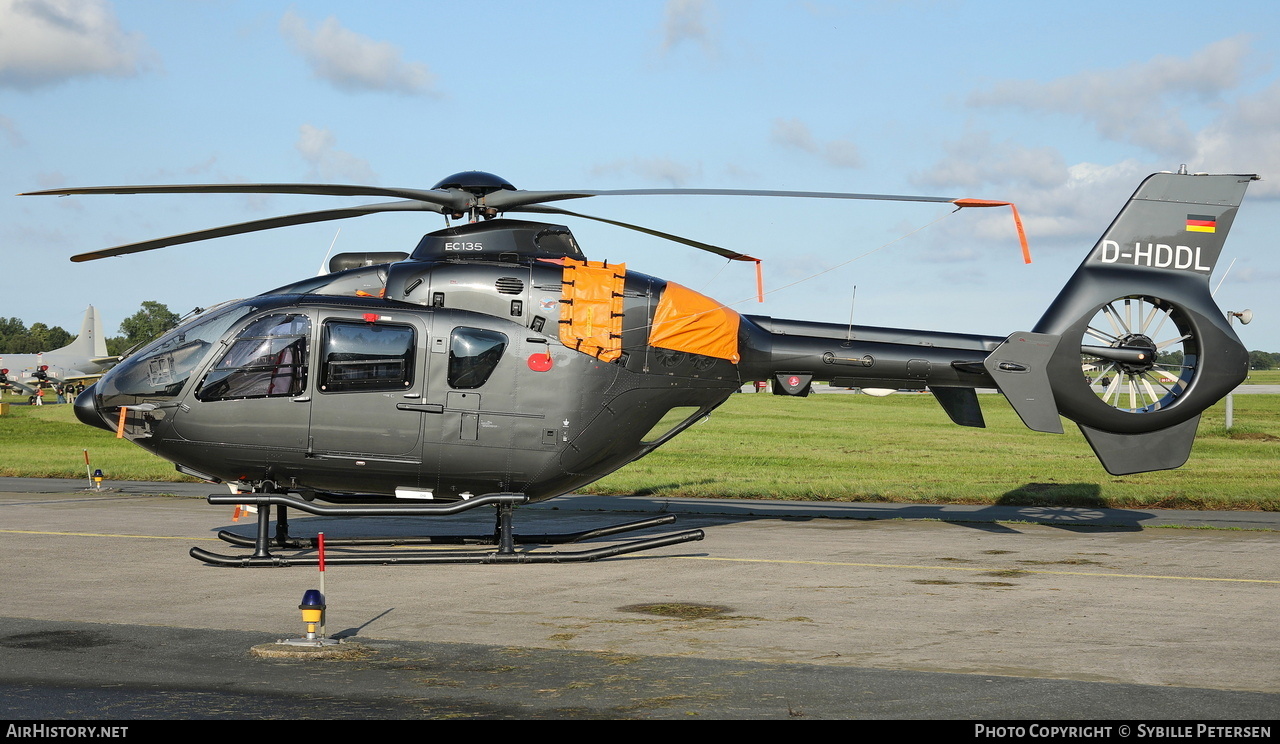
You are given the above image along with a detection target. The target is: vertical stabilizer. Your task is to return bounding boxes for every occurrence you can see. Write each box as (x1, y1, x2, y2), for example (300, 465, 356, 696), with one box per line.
(1015, 171, 1256, 474)
(54, 306, 109, 358)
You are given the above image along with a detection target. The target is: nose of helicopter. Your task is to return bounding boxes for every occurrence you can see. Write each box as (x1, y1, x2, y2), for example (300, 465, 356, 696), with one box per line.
(74, 383, 115, 433)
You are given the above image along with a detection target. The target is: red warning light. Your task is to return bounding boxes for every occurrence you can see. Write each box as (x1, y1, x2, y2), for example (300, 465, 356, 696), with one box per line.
(362, 313, 379, 323)
(528, 354, 553, 372)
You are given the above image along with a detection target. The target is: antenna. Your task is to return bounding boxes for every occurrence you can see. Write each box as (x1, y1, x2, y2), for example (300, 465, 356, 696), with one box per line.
(317, 228, 342, 276)
(845, 285, 857, 342)
(1212, 257, 1236, 298)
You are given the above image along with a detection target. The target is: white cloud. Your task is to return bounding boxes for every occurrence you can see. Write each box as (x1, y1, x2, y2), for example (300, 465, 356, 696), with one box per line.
(0, 0, 151, 89)
(968, 36, 1254, 157)
(34, 170, 65, 189)
(771, 118, 862, 169)
(822, 140, 862, 169)
(1012, 160, 1148, 240)
(661, 0, 717, 57)
(590, 157, 702, 187)
(1231, 266, 1280, 284)
(280, 10, 438, 95)
(0, 113, 24, 146)
(1190, 81, 1280, 197)
(916, 135, 1148, 250)
(798, 2, 841, 19)
(296, 125, 377, 183)
(913, 133, 1068, 191)
(771, 117, 817, 152)
(922, 36, 1280, 246)
(922, 73, 1280, 251)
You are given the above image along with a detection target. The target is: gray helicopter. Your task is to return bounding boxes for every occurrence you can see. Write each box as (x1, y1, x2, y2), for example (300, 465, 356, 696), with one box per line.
(26, 169, 1255, 566)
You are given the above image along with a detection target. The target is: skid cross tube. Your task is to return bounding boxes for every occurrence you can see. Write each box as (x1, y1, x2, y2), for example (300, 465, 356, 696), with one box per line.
(208, 491, 530, 516)
(216, 514, 681, 549)
(196, 491, 705, 566)
(205, 492, 527, 562)
(190, 528, 705, 566)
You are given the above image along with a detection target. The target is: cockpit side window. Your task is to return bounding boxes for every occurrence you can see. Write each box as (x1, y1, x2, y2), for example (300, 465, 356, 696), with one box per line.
(197, 314, 310, 402)
(448, 327, 507, 389)
(320, 320, 415, 392)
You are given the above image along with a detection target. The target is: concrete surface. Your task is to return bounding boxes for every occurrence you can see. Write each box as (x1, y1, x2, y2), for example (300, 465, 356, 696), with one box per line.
(1, 478, 1276, 720)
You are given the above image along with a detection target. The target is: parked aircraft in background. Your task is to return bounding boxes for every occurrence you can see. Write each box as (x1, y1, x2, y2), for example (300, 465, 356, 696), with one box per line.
(0, 306, 117, 395)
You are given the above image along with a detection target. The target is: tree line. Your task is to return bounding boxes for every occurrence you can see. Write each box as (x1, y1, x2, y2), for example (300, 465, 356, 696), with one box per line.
(1158, 349, 1280, 371)
(0, 301, 181, 356)
(1248, 350, 1280, 370)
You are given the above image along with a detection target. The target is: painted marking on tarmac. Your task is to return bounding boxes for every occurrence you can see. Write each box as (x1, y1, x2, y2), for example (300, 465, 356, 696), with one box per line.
(678, 556, 1280, 584)
(0, 529, 495, 551)
(5, 530, 1276, 582)
(0, 529, 220, 541)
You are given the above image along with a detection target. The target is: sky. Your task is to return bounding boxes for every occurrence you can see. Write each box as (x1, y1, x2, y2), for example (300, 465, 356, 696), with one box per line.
(2, 0, 1280, 352)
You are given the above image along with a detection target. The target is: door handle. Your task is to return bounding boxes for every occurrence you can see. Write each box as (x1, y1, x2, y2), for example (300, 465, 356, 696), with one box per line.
(396, 403, 444, 414)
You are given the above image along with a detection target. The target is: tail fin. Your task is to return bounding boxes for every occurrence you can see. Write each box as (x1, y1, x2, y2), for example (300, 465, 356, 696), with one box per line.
(53, 306, 109, 359)
(994, 172, 1256, 474)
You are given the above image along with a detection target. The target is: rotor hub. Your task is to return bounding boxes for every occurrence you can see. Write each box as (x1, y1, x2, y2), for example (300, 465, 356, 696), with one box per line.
(1115, 334, 1158, 374)
(431, 171, 516, 197)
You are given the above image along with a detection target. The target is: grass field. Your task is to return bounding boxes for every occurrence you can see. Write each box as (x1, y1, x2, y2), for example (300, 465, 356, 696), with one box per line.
(1, 388, 1276, 510)
(1241, 369, 1280, 384)
(585, 390, 1280, 510)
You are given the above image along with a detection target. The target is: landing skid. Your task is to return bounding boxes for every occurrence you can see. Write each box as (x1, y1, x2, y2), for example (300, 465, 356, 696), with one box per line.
(190, 491, 705, 566)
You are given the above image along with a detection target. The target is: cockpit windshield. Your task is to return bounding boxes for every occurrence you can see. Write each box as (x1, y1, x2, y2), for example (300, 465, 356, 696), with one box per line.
(96, 302, 258, 406)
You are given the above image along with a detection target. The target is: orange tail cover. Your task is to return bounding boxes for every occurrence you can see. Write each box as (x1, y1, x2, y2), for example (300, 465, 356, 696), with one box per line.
(559, 258, 627, 362)
(648, 282, 741, 363)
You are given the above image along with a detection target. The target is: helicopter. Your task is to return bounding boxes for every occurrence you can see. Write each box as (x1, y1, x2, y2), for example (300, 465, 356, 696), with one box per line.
(24, 168, 1256, 566)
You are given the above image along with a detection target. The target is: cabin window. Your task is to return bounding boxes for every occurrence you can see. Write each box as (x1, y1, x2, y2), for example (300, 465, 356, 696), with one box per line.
(448, 327, 507, 389)
(198, 314, 310, 401)
(320, 320, 415, 392)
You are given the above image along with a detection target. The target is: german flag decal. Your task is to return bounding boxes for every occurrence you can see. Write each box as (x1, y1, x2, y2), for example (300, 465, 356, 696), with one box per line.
(1186, 214, 1217, 233)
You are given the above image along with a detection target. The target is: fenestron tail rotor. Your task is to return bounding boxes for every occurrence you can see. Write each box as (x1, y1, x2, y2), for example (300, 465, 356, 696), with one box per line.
(1080, 296, 1197, 414)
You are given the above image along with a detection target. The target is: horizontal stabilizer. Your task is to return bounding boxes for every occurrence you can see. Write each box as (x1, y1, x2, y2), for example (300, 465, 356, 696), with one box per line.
(983, 332, 1063, 434)
(931, 386, 985, 428)
(1078, 416, 1200, 475)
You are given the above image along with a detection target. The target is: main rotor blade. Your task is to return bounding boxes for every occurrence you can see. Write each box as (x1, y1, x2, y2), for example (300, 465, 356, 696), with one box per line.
(512, 204, 758, 262)
(70, 200, 443, 262)
(23, 183, 470, 211)
(26, 180, 968, 214)
(484, 187, 961, 210)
